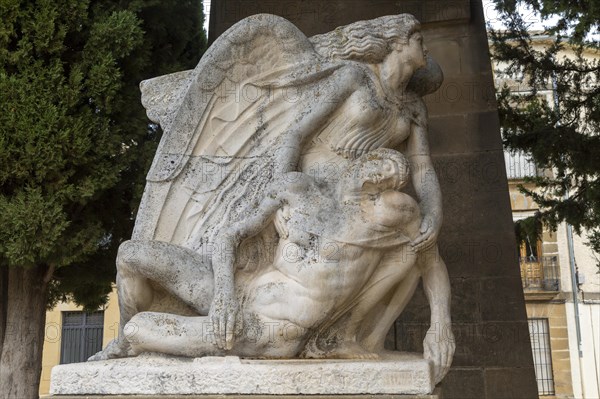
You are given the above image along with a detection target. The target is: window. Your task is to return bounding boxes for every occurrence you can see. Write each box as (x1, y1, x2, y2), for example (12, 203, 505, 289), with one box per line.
(504, 150, 539, 179)
(520, 239, 541, 260)
(520, 239, 542, 288)
(528, 318, 555, 396)
(60, 311, 104, 364)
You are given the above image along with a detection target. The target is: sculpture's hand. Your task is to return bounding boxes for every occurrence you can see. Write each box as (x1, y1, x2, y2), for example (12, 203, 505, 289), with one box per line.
(274, 206, 291, 239)
(423, 325, 455, 385)
(411, 214, 440, 253)
(209, 292, 240, 350)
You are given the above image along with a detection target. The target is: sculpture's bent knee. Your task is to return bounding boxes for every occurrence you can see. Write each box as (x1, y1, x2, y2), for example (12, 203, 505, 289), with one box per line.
(117, 240, 145, 273)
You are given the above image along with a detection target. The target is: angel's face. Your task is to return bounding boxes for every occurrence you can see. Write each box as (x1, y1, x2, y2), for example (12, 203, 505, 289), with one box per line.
(382, 32, 427, 89)
(404, 32, 428, 71)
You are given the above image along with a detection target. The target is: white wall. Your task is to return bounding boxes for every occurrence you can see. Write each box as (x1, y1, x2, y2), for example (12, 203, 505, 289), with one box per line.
(580, 303, 600, 398)
(559, 222, 600, 398)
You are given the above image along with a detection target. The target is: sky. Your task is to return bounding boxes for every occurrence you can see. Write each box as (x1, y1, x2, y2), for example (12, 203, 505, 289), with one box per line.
(202, 0, 211, 33)
(482, 0, 560, 31)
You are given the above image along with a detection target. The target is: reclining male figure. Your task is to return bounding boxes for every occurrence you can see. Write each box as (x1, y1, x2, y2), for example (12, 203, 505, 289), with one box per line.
(91, 148, 452, 381)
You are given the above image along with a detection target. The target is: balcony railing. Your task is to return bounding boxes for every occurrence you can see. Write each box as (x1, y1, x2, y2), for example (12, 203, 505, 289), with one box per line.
(520, 256, 560, 292)
(504, 151, 539, 180)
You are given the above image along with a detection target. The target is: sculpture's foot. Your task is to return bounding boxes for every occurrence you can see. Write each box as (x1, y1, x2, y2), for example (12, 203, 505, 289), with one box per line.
(306, 341, 379, 360)
(88, 338, 134, 361)
(330, 341, 380, 359)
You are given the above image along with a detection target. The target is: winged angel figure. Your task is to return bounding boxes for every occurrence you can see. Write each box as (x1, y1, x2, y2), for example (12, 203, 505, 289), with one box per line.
(90, 13, 455, 384)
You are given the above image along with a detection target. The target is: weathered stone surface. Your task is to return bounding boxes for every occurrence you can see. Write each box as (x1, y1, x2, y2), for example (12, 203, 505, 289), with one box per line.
(58, 11, 458, 397)
(52, 393, 442, 399)
(51, 353, 434, 396)
(52, 395, 441, 399)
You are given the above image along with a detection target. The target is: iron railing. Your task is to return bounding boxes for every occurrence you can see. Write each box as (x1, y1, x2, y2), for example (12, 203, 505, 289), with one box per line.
(528, 318, 556, 395)
(504, 151, 539, 180)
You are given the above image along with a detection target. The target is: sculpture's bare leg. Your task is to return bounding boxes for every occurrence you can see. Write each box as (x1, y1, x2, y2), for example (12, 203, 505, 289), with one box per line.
(359, 267, 421, 352)
(89, 240, 214, 360)
(325, 249, 419, 359)
(126, 312, 224, 357)
(117, 240, 214, 314)
(357, 247, 454, 384)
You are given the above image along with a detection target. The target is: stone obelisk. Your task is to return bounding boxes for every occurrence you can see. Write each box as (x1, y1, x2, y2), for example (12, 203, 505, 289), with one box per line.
(208, 1, 538, 398)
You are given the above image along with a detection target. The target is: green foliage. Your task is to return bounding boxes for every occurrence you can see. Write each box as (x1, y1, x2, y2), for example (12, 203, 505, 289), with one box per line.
(0, 0, 206, 308)
(514, 214, 542, 254)
(490, 0, 600, 268)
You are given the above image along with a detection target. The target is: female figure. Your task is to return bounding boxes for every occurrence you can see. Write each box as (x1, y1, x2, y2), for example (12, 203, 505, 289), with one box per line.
(294, 16, 452, 381)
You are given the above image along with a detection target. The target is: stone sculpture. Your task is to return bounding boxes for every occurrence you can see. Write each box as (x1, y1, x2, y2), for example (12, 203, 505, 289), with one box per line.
(90, 12, 454, 386)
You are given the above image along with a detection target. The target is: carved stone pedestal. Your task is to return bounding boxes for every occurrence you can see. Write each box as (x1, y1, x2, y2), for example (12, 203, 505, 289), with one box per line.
(50, 353, 435, 396)
(51, 394, 441, 399)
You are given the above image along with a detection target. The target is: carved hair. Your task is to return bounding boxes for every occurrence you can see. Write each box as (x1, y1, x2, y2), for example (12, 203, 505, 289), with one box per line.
(309, 14, 421, 63)
(344, 148, 410, 191)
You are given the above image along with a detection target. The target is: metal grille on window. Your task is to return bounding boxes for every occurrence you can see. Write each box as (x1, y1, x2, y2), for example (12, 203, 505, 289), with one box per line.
(528, 318, 555, 396)
(504, 150, 538, 179)
(60, 311, 104, 364)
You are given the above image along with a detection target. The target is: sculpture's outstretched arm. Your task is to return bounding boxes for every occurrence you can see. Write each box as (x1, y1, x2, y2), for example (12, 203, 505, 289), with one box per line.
(405, 101, 443, 252)
(210, 171, 320, 349)
(419, 247, 454, 384)
(210, 190, 286, 350)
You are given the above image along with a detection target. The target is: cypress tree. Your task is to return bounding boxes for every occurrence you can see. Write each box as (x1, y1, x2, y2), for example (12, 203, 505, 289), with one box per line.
(0, 1, 206, 396)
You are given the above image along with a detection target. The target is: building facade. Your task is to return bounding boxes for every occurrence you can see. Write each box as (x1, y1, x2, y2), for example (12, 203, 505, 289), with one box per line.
(500, 36, 600, 398)
(506, 156, 600, 398)
(39, 290, 119, 396)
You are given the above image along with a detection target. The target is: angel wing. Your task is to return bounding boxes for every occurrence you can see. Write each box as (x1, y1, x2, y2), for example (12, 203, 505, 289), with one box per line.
(134, 14, 353, 257)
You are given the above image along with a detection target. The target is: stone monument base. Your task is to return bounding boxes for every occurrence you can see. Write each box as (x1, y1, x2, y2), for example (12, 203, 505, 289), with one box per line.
(50, 352, 435, 396)
(51, 393, 441, 399)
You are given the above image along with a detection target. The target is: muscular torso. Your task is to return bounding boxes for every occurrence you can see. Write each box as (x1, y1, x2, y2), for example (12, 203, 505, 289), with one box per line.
(244, 228, 383, 329)
(240, 189, 421, 332)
